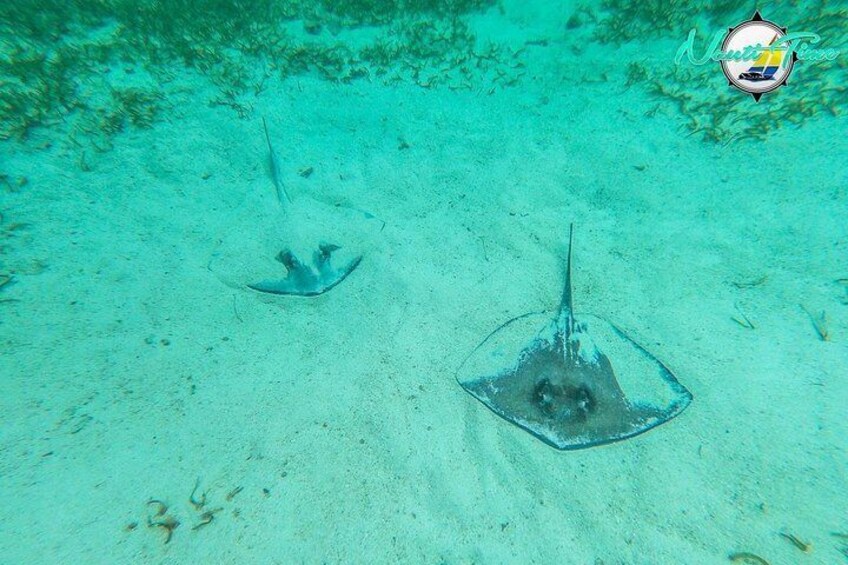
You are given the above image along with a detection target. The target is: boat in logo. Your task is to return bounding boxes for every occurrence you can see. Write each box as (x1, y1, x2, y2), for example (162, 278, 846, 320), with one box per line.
(737, 34, 784, 81)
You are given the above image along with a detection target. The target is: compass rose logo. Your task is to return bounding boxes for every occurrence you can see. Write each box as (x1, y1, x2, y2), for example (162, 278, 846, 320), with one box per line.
(720, 11, 796, 101)
(675, 11, 840, 102)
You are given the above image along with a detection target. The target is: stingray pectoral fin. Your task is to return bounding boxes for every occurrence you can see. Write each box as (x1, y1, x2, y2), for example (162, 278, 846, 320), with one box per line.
(248, 250, 321, 296)
(313, 255, 362, 294)
(247, 278, 304, 295)
(248, 269, 323, 296)
(249, 254, 362, 297)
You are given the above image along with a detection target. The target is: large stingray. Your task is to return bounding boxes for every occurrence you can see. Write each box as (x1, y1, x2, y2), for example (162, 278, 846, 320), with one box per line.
(457, 225, 692, 450)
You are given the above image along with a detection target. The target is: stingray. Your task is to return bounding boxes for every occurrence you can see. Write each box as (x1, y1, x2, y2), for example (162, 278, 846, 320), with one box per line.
(457, 225, 692, 450)
(248, 243, 362, 297)
(245, 119, 363, 297)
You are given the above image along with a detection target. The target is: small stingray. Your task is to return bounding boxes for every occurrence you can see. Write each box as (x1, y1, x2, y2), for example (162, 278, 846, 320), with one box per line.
(457, 225, 692, 450)
(239, 118, 367, 297)
(248, 243, 361, 297)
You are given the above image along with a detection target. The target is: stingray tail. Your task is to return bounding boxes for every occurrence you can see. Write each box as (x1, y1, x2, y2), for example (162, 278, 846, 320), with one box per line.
(558, 223, 575, 338)
(262, 117, 292, 205)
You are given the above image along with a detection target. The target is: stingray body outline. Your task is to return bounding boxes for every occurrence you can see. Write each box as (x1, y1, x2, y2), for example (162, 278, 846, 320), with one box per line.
(248, 243, 362, 297)
(457, 225, 693, 450)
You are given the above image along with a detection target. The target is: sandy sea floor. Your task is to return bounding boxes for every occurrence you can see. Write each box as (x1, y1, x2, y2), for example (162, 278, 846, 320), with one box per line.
(1, 3, 847, 564)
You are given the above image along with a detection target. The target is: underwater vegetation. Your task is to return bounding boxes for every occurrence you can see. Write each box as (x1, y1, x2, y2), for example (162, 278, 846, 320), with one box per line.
(0, 0, 518, 149)
(2, 0, 842, 149)
(136, 478, 263, 545)
(593, 0, 744, 43)
(592, 0, 847, 143)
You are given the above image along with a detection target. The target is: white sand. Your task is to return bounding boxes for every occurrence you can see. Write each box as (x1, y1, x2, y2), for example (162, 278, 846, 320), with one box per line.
(1, 4, 846, 564)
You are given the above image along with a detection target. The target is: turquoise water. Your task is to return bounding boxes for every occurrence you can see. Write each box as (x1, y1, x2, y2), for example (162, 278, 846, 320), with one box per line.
(1, 1, 846, 563)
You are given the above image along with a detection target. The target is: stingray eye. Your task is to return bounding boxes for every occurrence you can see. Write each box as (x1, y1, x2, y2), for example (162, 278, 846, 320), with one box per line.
(533, 378, 558, 415)
(574, 385, 596, 415)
